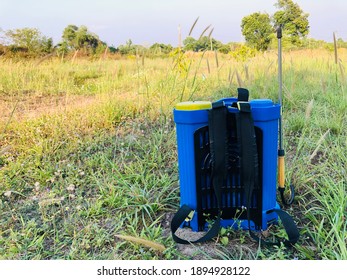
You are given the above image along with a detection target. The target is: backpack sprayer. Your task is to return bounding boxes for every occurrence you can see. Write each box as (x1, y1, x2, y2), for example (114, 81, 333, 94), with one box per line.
(171, 26, 299, 245)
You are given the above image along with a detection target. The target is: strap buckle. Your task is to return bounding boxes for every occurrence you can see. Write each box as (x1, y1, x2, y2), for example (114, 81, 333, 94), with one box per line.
(237, 101, 251, 112)
(212, 100, 225, 109)
(185, 210, 195, 222)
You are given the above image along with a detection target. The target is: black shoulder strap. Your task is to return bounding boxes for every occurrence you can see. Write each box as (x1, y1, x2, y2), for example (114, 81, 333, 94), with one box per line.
(237, 100, 257, 214)
(237, 101, 299, 247)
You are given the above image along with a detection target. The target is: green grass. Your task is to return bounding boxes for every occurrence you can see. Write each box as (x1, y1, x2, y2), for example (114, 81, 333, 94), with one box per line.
(0, 49, 346, 259)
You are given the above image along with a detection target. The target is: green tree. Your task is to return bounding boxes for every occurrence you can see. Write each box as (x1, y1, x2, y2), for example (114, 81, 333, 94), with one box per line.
(217, 43, 231, 54)
(75, 26, 99, 49)
(108, 46, 118, 53)
(183, 36, 197, 51)
(241, 12, 273, 51)
(117, 39, 147, 55)
(61, 25, 100, 52)
(118, 39, 136, 55)
(149, 43, 173, 54)
(183, 36, 225, 52)
(5, 27, 53, 54)
(273, 0, 309, 45)
(195, 36, 218, 51)
(62, 25, 79, 49)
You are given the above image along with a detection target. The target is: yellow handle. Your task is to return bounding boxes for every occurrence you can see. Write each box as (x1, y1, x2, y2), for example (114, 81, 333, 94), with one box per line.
(278, 155, 285, 188)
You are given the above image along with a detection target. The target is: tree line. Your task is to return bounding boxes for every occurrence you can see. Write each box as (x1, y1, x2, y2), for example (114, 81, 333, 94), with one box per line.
(0, 0, 345, 59)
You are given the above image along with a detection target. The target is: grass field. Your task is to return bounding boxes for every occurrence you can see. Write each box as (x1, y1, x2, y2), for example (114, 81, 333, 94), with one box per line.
(0, 48, 346, 260)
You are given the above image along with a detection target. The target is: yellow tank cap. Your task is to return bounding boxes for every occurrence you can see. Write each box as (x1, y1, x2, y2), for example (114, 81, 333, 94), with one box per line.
(175, 101, 211, 111)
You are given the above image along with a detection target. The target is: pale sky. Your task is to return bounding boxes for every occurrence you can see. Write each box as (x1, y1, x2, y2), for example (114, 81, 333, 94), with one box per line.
(1, 0, 346, 47)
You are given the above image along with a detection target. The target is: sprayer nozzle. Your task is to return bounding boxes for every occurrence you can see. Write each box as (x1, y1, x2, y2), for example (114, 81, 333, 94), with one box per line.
(277, 25, 283, 39)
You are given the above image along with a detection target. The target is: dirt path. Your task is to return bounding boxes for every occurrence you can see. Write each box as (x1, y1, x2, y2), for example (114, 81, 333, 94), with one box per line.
(0, 94, 97, 122)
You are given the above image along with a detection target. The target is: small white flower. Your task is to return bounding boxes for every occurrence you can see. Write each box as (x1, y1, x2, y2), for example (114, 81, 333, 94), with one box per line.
(34, 182, 40, 192)
(4, 191, 11, 197)
(66, 184, 75, 192)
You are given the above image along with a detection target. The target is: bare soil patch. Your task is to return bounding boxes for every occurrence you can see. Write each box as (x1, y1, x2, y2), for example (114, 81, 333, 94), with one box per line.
(0, 94, 97, 122)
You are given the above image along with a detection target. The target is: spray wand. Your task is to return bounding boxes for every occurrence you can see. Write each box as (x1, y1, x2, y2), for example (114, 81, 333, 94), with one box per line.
(277, 25, 295, 205)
